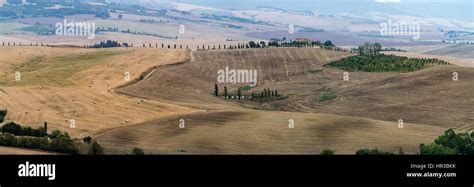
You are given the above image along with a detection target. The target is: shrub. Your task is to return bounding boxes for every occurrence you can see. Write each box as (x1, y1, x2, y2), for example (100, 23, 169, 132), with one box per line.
(319, 94, 337, 102)
(89, 141, 104, 155)
(419, 143, 458, 155)
(0, 133, 17, 146)
(83, 136, 92, 144)
(49, 130, 62, 139)
(320, 149, 335, 155)
(1, 122, 22, 135)
(49, 136, 78, 154)
(355, 148, 395, 155)
(132, 147, 145, 155)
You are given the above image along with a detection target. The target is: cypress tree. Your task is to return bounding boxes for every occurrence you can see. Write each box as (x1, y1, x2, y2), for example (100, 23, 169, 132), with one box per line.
(224, 86, 228, 98)
(237, 89, 241, 100)
(44, 122, 48, 136)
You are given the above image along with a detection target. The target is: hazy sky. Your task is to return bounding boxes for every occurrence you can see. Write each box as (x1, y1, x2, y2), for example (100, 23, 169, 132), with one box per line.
(176, 0, 473, 19)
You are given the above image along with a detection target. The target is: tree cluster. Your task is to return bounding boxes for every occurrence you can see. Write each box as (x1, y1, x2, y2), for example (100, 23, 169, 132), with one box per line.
(0, 121, 109, 155)
(0, 130, 78, 154)
(419, 129, 474, 155)
(1, 122, 47, 137)
(354, 129, 474, 155)
(325, 54, 449, 72)
(89, 40, 127, 48)
(358, 42, 382, 56)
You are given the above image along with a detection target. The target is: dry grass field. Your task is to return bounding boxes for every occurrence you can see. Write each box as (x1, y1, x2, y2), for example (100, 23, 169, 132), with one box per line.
(0, 46, 199, 139)
(96, 109, 445, 154)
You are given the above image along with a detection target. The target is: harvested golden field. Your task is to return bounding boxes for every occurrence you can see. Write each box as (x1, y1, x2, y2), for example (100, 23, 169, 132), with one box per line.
(98, 47, 468, 154)
(0, 46, 199, 138)
(96, 109, 445, 154)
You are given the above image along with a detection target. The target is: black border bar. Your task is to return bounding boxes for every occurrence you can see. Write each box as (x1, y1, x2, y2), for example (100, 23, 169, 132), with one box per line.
(0, 155, 472, 186)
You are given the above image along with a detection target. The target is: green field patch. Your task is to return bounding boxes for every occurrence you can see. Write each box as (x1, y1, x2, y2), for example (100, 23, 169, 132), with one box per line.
(318, 92, 337, 102)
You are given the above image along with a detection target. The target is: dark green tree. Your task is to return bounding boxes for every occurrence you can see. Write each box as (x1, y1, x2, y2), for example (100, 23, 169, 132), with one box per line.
(83, 136, 92, 144)
(50, 130, 62, 139)
(43, 122, 48, 136)
(249, 41, 257, 48)
(132, 147, 145, 155)
(1, 122, 22, 135)
(224, 86, 228, 98)
(419, 143, 457, 155)
(320, 149, 335, 155)
(323, 40, 333, 46)
(419, 129, 474, 155)
(89, 140, 104, 155)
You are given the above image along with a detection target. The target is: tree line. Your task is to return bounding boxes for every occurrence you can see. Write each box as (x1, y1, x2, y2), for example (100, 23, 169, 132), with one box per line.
(0, 121, 147, 155)
(214, 84, 280, 100)
(351, 129, 474, 155)
(0, 122, 78, 154)
(81, 39, 351, 53)
(88, 40, 127, 48)
(0, 121, 105, 155)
